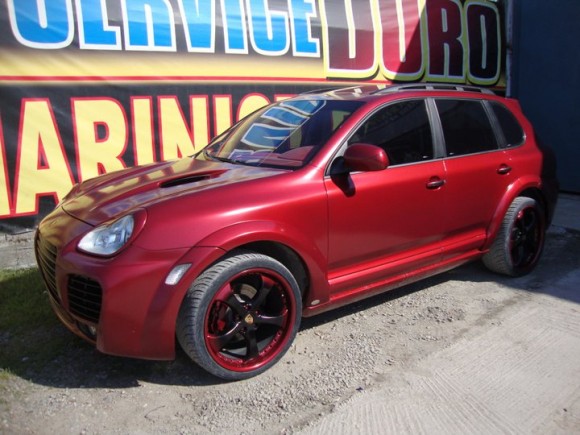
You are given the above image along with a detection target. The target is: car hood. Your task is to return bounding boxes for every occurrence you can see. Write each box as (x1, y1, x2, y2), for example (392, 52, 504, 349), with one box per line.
(62, 158, 284, 225)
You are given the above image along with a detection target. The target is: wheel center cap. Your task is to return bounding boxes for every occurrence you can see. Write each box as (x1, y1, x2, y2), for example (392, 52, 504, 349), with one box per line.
(244, 314, 254, 325)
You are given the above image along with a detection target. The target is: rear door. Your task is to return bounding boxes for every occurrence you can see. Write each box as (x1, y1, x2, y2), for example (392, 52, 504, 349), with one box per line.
(433, 98, 516, 256)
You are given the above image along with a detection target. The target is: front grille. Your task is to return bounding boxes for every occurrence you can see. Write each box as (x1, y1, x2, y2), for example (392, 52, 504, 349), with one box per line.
(68, 275, 102, 324)
(35, 232, 59, 301)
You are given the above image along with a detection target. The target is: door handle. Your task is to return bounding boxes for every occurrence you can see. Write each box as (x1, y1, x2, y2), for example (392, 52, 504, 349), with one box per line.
(497, 164, 512, 175)
(426, 177, 445, 189)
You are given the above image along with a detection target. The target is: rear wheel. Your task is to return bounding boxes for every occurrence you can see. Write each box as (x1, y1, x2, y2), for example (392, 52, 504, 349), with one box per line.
(483, 197, 546, 276)
(177, 251, 302, 380)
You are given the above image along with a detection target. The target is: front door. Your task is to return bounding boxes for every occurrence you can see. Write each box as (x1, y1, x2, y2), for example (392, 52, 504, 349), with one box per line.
(324, 99, 447, 295)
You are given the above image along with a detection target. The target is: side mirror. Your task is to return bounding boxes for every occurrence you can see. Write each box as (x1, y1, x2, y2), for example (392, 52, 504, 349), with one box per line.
(342, 143, 389, 172)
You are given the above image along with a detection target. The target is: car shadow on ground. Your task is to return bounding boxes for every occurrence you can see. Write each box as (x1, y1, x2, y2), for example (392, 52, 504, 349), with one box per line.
(1, 229, 578, 390)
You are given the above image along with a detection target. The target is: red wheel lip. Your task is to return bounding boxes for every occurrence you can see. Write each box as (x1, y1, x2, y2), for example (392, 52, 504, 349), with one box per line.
(203, 268, 298, 373)
(509, 205, 545, 272)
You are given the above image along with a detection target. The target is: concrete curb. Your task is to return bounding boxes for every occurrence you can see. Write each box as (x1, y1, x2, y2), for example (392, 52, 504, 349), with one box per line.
(0, 231, 35, 269)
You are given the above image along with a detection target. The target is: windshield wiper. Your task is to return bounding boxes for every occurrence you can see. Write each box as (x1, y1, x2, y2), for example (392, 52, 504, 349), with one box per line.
(203, 149, 261, 166)
(202, 148, 232, 163)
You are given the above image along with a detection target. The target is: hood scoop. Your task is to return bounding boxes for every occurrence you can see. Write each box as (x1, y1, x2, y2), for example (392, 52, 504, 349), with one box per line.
(159, 170, 225, 188)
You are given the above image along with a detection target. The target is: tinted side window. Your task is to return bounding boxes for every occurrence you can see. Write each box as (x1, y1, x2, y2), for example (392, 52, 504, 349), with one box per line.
(348, 100, 433, 165)
(491, 102, 525, 147)
(436, 99, 498, 156)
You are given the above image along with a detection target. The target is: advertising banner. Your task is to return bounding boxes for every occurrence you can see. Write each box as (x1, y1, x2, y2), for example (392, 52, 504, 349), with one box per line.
(0, 0, 505, 231)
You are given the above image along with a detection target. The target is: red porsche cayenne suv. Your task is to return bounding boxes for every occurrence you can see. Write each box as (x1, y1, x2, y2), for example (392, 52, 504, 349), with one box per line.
(35, 84, 558, 380)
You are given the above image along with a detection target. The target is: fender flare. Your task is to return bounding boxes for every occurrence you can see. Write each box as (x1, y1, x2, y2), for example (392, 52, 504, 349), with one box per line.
(483, 176, 544, 251)
(194, 220, 329, 302)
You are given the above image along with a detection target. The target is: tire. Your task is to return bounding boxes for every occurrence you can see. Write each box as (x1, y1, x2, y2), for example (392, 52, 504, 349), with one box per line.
(483, 196, 546, 277)
(176, 251, 302, 380)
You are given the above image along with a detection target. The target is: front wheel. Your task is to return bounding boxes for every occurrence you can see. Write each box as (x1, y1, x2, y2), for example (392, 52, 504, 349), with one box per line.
(483, 196, 546, 276)
(177, 251, 302, 380)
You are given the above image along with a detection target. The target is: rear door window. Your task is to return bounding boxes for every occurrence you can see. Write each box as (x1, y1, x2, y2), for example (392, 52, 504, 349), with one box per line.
(435, 99, 498, 156)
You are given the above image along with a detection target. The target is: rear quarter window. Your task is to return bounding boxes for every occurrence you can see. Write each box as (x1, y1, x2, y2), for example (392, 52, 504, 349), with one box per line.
(490, 102, 525, 147)
(435, 99, 498, 157)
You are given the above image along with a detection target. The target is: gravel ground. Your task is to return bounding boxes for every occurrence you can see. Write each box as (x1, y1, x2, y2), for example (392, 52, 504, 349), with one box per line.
(1, 225, 579, 434)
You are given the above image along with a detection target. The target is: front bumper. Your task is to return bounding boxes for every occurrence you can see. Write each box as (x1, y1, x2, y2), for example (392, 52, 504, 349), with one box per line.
(35, 206, 221, 360)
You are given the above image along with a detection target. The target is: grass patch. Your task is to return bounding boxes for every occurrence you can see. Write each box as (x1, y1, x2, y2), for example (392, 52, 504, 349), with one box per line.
(0, 268, 72, 377)
(0, 368, 13, 381)
(0, 268, 53, 330)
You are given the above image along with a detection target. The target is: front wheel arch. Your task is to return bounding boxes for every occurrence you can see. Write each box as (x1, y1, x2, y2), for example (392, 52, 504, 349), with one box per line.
(239, 241, 309, 297)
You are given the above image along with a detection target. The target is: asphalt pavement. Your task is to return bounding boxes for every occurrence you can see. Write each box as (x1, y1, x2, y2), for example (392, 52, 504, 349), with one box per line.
(553, 193, 580, 231)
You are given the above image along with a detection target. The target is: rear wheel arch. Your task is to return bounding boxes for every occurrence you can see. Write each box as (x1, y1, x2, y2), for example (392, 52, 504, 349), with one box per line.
(518, 187, 549, 223)
(485, 179, 545, 249)
(483, 195, 546, 276)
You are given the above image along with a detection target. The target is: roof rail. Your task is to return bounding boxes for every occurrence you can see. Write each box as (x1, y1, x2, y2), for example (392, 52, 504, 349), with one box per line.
(374, 83, 496, 95)
(299, 84, 382, 96)
(298, 86, 344, 95)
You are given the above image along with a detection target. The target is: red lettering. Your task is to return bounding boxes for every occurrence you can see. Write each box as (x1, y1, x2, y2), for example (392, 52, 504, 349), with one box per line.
(426, 0, 464, 81)
(466, 2, 501, 85)
(379, 0, 425, 81)
(322, 0, 378, 78)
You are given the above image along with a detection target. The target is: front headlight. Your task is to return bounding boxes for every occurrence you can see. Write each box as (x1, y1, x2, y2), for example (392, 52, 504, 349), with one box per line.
(78, 214, 135, 256)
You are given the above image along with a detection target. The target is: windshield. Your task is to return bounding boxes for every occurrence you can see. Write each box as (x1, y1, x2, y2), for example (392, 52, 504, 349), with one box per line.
(198, 98, 364, 169)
